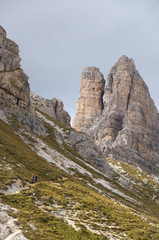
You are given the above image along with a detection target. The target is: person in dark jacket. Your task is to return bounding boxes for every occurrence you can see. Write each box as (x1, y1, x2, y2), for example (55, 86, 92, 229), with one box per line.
(34, 175, 38, 183)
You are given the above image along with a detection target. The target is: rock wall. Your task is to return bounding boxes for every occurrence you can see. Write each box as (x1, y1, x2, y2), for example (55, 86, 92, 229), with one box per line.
(72, 67, 105, 131)
(74, 56, 159, 174)
(0, 25, 30, 109)
(30, 92, 71, 126)
(0, 26, 71, 134)
(0, 26, 46, 135)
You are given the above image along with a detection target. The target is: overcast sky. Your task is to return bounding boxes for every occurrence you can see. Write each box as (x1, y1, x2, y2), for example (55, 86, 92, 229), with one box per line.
(1, 0, 159, 120)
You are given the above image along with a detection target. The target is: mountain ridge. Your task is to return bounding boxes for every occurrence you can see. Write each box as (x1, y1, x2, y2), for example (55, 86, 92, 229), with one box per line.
(0, 26, 159, 240)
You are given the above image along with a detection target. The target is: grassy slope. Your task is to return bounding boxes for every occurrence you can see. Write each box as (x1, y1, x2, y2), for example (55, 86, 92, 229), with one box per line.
(35, 109, 159, 220)
(2, 180, 159, 240)
(0, 117, 159, 239)
(106, 158, 159, 219)
(0, 119, 69, 189)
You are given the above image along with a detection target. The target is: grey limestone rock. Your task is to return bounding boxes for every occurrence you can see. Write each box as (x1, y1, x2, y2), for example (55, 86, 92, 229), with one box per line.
(0, 26, 46, 135)
(64, 130, 114, 176)
(30, 91, 71, 126)
(0, 25, 30, 109)
(74, 56, 159, 174)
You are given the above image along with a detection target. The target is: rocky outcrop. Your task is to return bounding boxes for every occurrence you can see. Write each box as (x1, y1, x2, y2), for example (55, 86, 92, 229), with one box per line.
(30, 92, 71, 126)
(64, 130, 113, 176)
(0, 25, 30, 109)
(74, 56, 159, 174)
(72, 67, 105, 131)
(0, 203, 28, 240)
(0, 26, 46, 135)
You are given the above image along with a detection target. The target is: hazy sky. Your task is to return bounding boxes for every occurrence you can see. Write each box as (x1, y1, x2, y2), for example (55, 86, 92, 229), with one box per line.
(1, 0, 159, 120)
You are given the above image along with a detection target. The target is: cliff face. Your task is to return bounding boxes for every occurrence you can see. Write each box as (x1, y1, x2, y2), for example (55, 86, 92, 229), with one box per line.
(0, 26, 30, 109)
(72, 67, 105, 131)
(30, 92, 71, 126)
(74, 56, 159, 174)
(0, 27, 159, 240)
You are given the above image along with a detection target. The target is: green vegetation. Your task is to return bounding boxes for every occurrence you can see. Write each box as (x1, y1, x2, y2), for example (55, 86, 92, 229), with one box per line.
(0, 119, 69, 189)
(107, 158, 157, 185)
(0, 113, 159, 239)
(106, 158, 159, 219)
(2, 180, 159, 240)
(39, 119, 104, 181)
(35, 108, 73, 132)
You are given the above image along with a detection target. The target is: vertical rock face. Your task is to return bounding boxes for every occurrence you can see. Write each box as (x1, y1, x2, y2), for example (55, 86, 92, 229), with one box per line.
(74, 56, 159, 174)
(72, 67, 105, 131)
(0, 26, 30, 109)
(95, 55, 159, 143)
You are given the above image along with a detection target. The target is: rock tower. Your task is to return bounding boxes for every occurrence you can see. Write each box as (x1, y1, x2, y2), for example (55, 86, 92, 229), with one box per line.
(72, 67, 105, 131)
(74, 56, 159, 174)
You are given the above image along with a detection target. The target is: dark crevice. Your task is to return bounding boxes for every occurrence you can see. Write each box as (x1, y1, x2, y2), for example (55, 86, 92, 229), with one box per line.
(54, 100, 58, 114)
(16, 97, 20, 105)
(126, 73, 135, 110)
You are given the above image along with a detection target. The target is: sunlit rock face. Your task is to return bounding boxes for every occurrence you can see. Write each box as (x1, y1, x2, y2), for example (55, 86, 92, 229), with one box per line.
(72, 66, 105, 131)
(0, 25, 30, 109)
(74, 56, 159, 174)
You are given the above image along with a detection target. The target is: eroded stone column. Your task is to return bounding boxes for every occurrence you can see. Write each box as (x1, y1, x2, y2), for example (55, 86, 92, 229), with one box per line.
(72, 66, 105, 131)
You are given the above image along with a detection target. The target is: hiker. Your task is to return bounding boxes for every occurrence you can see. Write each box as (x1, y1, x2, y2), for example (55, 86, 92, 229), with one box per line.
(34, 175, 38, 183)
(31, 175, 35, 184)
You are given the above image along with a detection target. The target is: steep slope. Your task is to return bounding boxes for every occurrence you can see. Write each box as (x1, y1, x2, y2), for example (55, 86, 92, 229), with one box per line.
(0, 25, 159, 240)
(0, 112, 159, 240)
(30, 92, 71, 126)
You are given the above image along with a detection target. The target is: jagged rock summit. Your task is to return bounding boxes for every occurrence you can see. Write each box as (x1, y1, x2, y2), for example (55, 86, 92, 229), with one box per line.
(73, 55, 159, 174)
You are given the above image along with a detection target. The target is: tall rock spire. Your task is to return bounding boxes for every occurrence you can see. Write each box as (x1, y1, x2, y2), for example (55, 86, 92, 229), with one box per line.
(72, 66, 105, 131)
(74, 56, 159, 174)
